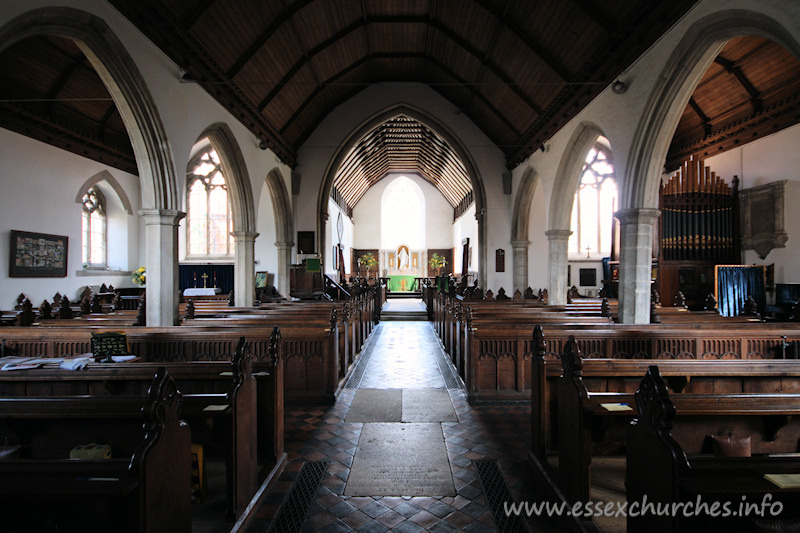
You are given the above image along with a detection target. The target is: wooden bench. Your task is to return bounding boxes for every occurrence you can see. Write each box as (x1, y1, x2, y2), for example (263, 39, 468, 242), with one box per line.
(544, 335, 800, 504)
(0, 368, 191, 533)
(627, 366, 800, 532)
(0, 332, 282, 522)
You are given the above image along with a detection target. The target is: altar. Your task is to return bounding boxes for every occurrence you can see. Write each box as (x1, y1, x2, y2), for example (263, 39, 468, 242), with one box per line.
(381, 245, 427, 291)
(387, 275, 418, 292)
(183, 287, 222, 296)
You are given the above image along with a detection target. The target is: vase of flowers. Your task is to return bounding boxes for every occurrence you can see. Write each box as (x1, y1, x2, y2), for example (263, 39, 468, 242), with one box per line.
(359, 252, 377, 278)
(132, 266, 146, 286)
(429, 253, 446, 276)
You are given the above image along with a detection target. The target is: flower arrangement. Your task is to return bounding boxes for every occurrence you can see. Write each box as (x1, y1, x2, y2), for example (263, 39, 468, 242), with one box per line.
(429, 253, 446, 275)
(132, 266, 146, 286)
(359, 252, 377, 276)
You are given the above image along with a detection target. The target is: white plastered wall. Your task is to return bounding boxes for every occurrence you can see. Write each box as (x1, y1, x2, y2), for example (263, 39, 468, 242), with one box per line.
(0, 1, 294, 309)
(702, 123, 800, 285)
(0, 129, 140, 305)
(326, 198, 354, 277)
(352, 173, 453, 250)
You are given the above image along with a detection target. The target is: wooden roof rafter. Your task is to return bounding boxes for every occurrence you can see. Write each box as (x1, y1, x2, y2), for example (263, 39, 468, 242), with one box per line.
(331, 114, 472, 208)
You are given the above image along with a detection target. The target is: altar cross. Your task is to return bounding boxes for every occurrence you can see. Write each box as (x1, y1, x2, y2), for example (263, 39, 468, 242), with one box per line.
(201, 273, 209, 288)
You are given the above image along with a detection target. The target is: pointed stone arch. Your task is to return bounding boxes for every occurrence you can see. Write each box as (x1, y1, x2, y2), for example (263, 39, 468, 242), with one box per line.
(510, 166, 539, 292)
(0, 6, 180, 325)
(619, 9, 800, 323)
(75, 170, 133, 215)
(265, 167, 294, 298)
(317, 103, 488, 287)
(625, 9, 800, 210)
(546, 122, 606, 305)
(194, 123, 257, 305)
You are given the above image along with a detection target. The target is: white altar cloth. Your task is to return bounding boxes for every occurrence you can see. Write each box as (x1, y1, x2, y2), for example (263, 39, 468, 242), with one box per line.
(184, 288, 222, 296)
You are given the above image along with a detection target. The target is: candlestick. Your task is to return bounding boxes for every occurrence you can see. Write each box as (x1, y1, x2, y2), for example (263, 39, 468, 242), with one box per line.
(193, 271, 197, 288)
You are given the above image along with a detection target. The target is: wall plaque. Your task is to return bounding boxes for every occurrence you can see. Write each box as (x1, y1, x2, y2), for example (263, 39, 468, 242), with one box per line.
(740, 181, 788, 259)
(495, 249, 505, 272)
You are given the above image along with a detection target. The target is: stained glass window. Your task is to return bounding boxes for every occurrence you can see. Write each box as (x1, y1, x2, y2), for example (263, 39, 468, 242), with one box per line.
(569, 143, 618, 257)
(187, 148, 232, 257)
(81, 187, 106, 266)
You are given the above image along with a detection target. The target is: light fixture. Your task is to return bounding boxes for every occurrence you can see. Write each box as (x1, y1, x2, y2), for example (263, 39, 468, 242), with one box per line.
(611, 80, 627, 94)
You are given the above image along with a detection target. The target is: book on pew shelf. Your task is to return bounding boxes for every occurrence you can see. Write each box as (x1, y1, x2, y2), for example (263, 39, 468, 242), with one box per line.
(203, 405, 229, 412)
(111, 355, 139, 362)
(1, 361, 44, 371)
(600, 403, 634, 412)
(764, 474, 800, 488)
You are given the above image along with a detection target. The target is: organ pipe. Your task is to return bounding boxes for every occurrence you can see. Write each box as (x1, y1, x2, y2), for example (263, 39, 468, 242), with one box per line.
(659, 158, 739, 264)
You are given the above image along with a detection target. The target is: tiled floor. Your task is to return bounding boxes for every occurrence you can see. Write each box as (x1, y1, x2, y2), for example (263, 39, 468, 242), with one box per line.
(246, 320, 547, 532)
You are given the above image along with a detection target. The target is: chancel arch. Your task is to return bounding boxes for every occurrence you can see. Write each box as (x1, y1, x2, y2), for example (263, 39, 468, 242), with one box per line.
(619, 9, 800, 323)
(0, 6, 180, 325)
(318, 104, 487, 289)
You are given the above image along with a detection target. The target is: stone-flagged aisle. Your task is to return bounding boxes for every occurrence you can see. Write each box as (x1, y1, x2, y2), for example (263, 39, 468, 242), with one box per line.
(246, 321, 547, 532)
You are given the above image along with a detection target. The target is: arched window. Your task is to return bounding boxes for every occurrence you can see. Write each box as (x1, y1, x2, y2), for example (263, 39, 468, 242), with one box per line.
(569, 143, 617, 258)
(187, 148, 233, 257)
(381, 175, 425, 250)
(81, 187, 106, 266)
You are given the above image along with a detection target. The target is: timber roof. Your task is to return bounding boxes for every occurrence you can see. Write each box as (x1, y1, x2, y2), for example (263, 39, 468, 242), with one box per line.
(1, 1, 799, 199)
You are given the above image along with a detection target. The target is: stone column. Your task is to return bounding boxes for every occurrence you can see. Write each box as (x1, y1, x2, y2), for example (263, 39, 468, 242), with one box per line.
(275, 241, 294, 299)
(232, 231, 258, 307)
(511, 239, 530, 294)
(139, 209, 184, 326)
(546, 229, 572, 306)
(616, 208, 660, 324)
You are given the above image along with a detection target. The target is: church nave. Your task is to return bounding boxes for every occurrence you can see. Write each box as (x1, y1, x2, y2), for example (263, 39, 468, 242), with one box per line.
(244, 316, 542, 533)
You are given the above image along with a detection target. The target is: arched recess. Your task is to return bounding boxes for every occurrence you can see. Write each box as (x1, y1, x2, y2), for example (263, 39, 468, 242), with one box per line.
(317, 103, 488, 287)
(0, 7, 181, 325)
(265, 167, 294, 298)
(546, 122, 606, 305)
(625, 9, 800, 209)
(618, 9, 800, 323)
(74, 170, 134, 215)
(194, 123, 257, 305)
(510, 166, 539, 293)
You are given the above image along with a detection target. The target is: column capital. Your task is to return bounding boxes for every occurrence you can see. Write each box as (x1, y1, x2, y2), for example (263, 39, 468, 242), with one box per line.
(138, 209, 185, 225)
(275, 241, 294, 250)
(231, 231, 259, 242)
(510, 239, 530, 249)
(545, 229, 572, 240)
(614, 208, 660, 225)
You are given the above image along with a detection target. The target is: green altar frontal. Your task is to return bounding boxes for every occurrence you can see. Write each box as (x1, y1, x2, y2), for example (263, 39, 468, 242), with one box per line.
(388, 275, 417, 292)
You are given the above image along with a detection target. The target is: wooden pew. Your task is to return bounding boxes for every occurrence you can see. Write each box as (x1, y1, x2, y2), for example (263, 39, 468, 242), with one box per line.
(0, 333, 282, 522)
(0, 368, 191, 533)
(627, 366, 800, 532)
(552, 337, 800, 508)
